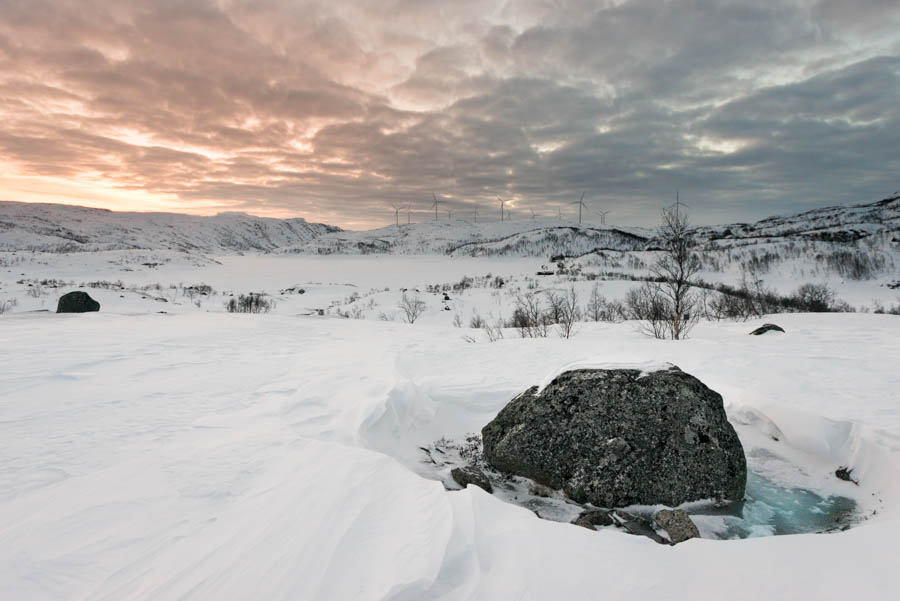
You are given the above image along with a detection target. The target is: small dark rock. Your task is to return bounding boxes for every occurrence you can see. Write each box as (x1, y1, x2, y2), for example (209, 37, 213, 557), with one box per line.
(572, 508, 613, 530)
(56, 291, 100, 313)
(451, 465, 493, 494)
(653, 509, 700, 544)
(835, 466, 859, 485)
(749, 323, 785, 335)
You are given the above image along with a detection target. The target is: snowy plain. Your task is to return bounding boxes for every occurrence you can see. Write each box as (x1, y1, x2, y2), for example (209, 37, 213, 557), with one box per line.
(1, 248, 899, 600)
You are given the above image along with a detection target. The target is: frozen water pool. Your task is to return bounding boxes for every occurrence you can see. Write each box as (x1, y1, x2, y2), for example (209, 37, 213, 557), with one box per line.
(688, 471, 858, 539)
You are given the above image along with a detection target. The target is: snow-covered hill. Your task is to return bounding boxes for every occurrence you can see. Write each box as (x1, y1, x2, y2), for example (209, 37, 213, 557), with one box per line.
(696, 193, 900, 247)
(0, 202, 340, 253)
(256, 193, 900, 256)
(2, 194, 898, 257)
(281, 218, 652, 257)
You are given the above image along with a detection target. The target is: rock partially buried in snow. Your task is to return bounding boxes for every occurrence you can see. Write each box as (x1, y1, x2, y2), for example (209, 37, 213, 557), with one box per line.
(749, 323, 785, 335)
(482, 365, 747, 507)
(56, 291, 100, 313)
(572, 508, 614, 530)
(653, 509, 700, 544)
(450, 465, 493, 493)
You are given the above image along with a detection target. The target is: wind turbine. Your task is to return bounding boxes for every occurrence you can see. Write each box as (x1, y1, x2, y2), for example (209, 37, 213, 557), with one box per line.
(596, 209, 610, 225)
(390, 204, 401, 227)
(667, 189, 689, 219)
(558, 207, 562, 220)
(406, 202, 412, 225)
(570, 191, 588, 225)
(447, 209, 452, 221)
(497, 196, 507, 222)
(530, 208, 536, 220)
(473, 207, 479, 223)
(431, 193, 442, 221)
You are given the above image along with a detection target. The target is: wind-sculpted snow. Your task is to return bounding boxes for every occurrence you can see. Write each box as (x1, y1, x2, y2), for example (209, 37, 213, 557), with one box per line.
(0, 201, 339, 253)
(4, 310, 898, 599)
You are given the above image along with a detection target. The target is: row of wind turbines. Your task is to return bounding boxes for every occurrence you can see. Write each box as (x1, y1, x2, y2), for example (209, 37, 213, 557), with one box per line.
(389, 192, 611, 227)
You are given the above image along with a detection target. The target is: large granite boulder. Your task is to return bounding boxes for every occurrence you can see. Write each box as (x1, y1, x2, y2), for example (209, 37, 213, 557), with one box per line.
(482, 365, 746, 507)
(57, 291, 100, 313)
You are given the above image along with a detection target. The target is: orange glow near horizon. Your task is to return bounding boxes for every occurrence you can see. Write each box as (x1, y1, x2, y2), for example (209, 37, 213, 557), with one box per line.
(0, 171, 307, 218)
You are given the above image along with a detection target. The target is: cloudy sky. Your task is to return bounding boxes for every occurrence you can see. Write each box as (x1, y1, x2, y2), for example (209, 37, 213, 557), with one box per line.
(1, 0, 898, 229)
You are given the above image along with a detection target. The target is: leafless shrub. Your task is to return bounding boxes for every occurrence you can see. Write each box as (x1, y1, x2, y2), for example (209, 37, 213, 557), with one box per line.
(0, 298, 16, 314)
(556, 286, 580, 339)
(585, 283, 626, 322)
(791, 283, 836, 312)
(631, 208, 701, 339)
(510, 293, 549, 338)
(544, 290, 565, 325)
(398, 292, 427, 324)
(483, 320, 504, 342)
(624, 283, 670, 339)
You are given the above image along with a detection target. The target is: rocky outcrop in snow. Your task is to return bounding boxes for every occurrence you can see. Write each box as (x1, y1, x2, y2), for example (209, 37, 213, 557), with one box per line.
(482, 365, 747, 507)
(57, 291, 100, 313)
(750, 324, 786, 335)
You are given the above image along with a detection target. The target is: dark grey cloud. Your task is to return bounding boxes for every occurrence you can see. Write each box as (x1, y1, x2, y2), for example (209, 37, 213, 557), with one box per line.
(0, 0, 898, 228)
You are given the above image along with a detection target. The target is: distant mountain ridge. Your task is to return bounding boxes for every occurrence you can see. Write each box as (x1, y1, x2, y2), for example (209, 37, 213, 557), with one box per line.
(1, 194, 897, 256)
(0, 202, 340, 253)
(693, 193, 900, 246)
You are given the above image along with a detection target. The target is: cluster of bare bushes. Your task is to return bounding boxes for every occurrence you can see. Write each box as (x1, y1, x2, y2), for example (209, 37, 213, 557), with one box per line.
(225, 293, 275, 314)
(499, 284, 624, 339)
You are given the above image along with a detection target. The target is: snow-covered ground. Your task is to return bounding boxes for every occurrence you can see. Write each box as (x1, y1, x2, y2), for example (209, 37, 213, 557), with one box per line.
(0, 243, 900, 601)
(3, 251, 898, 327)
(2, 198, 900, 599)
(2, 306, 899, 600)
